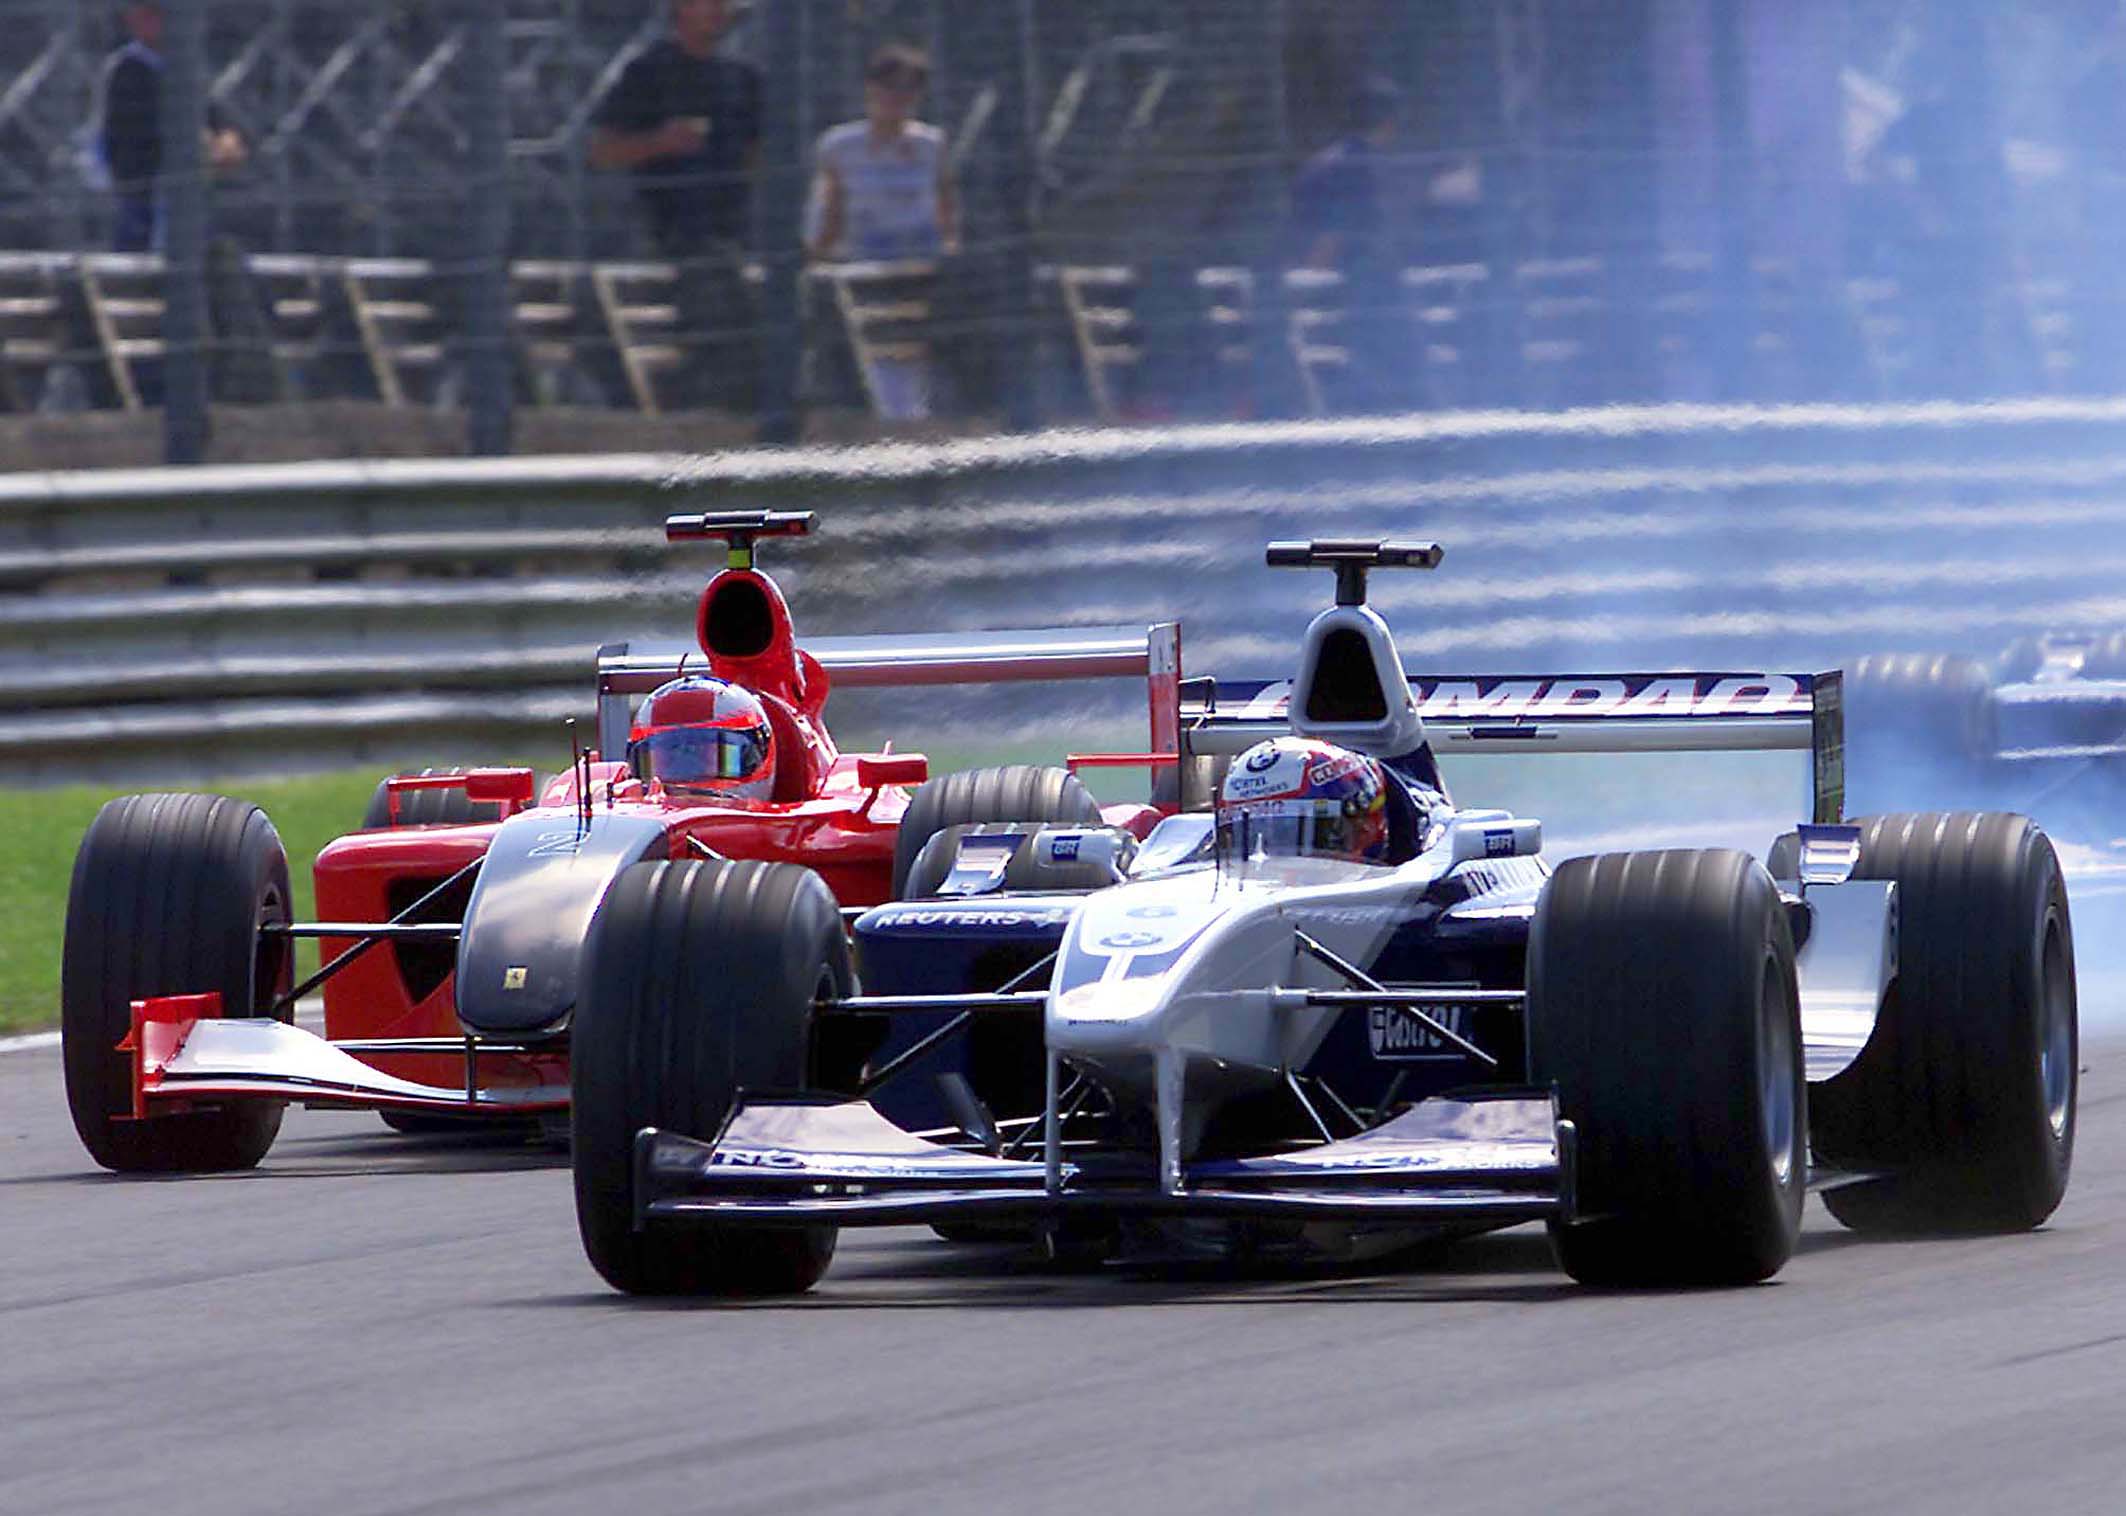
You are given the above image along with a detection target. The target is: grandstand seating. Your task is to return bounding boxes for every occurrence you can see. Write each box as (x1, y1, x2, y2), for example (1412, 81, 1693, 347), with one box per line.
(0, 246, 2070, 422)
(0, 253, 76, 414)
(807, 260, 941, 417)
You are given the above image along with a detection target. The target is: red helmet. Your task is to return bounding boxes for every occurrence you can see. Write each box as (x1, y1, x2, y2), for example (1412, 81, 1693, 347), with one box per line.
(628, 676, 776, 801)
(1215, 736, 1390, 865)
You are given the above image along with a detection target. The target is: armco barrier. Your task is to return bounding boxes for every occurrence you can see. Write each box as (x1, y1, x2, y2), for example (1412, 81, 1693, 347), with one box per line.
(10, 397, 2126, 782)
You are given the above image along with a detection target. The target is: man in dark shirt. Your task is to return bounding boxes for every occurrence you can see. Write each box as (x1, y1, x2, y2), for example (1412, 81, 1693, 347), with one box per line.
(590, 0, 763, 411)
(101, 2, 246, 253)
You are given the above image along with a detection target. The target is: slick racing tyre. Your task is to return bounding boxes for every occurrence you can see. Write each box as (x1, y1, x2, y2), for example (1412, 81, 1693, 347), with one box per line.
(63, 794, 295, 1173)
(1530, 849, 1805, 1287)
(359, 768, 510, 829)
(572, 859, 849, 1296)
(1811, 813, 2075, 1233)
(1841, 654, 1995, 813)
(893, 765, 1103, 898)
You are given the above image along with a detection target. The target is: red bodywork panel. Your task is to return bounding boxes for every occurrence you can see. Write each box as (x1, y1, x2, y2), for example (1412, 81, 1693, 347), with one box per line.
(316, 742, 912, 1093)
(156, 530, 1173, 1123)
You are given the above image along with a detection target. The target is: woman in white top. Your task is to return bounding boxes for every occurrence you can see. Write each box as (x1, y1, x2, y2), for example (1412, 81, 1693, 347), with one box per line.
(807, 45, 960, 264)
(806, 46, 959, 419)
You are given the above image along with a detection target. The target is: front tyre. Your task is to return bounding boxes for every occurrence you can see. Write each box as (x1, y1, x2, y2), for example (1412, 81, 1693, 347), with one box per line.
(1813, 812, 2075, 1233)
(571, 859, 847, 1296)
(1530, 849, 1805, 1286)
(62, 793, 294, 1172)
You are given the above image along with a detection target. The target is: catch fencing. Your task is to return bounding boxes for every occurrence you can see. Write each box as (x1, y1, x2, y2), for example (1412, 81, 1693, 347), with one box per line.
(10, 396, 2126, 782)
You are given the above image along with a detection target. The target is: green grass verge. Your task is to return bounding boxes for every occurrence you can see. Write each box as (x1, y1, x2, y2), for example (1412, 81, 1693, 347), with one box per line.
(0, 770, 385, 1035)
(0, 739, 1152, 1038)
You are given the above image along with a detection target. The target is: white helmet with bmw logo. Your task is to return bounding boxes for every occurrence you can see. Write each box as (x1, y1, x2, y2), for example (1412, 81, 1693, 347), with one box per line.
(1216, 736, 1391, 865)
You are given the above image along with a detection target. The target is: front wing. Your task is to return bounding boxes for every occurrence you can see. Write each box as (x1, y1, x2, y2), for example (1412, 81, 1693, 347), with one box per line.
(120, 994, 567, 1119)
(634, 1090, 1574, 1229)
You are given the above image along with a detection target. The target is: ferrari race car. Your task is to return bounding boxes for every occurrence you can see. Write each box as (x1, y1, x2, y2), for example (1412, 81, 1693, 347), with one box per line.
(61, 510, 1181, 1173)
(580, 538, 2079, 1295)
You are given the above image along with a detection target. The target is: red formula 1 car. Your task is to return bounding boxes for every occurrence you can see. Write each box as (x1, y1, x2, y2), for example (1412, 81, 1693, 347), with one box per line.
(61, 510, 1183, 1172)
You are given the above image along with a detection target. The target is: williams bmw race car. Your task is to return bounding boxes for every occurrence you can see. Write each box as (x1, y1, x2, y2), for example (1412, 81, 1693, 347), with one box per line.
(578, 539, 2078, 1295)
(61, 510, 1180, 1173)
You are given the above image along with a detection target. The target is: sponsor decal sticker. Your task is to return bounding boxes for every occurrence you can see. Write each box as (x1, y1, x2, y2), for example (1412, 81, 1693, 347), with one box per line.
(1483, 830, 1515, 858)
(1368, 1000, 1478, 1061)
(1413, 674, 1808, 719)
(1048, 835, 1082, 862)
(876, 908, 1076, 930)
(1099, 931, 1165, 950)
(709, 1148, 808, 1169)
(503, 966, 529, 991)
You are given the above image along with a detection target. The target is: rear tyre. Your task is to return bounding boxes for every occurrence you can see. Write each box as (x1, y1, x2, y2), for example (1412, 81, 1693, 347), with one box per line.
(1530, 849, 1805, 1287)
(892, 765, 1102, 898)
(1842, 654, 1995, 812)
(62, 794, 294, 1173)
(1813, 812, 2075, 1233)
(571, 859, 847, 1296)
(359, 769, 493, 829)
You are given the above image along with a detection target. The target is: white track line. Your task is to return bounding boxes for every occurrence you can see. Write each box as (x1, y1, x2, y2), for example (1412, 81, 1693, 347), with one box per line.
(0, 1031, 59, 1055)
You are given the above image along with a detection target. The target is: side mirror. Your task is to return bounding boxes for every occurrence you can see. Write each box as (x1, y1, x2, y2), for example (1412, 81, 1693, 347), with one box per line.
(857, 754, 930, 788)
(463, 767, 539, 814)
(1449, 816, 1541, 865)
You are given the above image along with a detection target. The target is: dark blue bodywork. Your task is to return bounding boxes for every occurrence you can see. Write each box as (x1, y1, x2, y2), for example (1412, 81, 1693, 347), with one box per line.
(851, 846, 1544, 1129)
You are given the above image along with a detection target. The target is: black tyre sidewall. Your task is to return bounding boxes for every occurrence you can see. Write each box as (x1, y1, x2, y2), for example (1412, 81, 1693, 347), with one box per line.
(572, 859, 849, 1295)
(62, 793, 293, 1173)
(360, 769, 495, 829)
(1815, 812, 2075, 1231)
(1530, 849, 1805, 1286)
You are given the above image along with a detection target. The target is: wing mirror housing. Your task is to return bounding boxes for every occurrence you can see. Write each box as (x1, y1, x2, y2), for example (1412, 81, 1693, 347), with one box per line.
(462, 767, 539, 814)
(857, 754, 930, 788)
(1448, 815, 1541, 865)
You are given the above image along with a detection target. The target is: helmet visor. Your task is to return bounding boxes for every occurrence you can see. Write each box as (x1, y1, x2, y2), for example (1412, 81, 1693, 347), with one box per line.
(1215, 798, 1372, 864)
(633, 723, 770, 793)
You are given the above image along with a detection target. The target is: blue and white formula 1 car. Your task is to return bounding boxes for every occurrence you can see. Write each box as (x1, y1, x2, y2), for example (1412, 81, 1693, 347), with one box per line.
(570, 541, 2078, 1296)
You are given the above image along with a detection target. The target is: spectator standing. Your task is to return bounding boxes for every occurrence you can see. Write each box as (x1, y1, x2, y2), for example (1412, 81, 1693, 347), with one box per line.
(807, 47, 959, 265)
(589, 0, 763, 412)
(1290, 77, 1409, 412)
(805, 46, 959, 421)
(99, 1, 246, 253)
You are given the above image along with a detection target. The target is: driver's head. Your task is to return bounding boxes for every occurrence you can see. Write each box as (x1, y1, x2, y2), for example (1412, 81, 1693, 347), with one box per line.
(629, 676, 776, 801)
(1216, 737, 1389, 865)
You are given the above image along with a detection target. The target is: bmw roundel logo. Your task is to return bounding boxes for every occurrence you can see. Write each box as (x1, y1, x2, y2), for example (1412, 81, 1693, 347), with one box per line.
(1127, 904, 1178, 919)
(1244, 747, 1282, 773)
(1099, 931, 1164, 950)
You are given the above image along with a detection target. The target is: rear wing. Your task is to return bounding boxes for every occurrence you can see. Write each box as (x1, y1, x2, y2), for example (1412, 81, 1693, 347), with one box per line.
(597, 624, 1184, 795)
(1177, 670, 1845, 822)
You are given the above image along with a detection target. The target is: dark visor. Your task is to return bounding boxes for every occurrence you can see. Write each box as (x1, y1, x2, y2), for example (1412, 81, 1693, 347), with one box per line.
(634, 724, 769, 789)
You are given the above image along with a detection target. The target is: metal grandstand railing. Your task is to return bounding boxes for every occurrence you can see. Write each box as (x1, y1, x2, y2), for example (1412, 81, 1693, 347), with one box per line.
(1, 245, 2117, 423)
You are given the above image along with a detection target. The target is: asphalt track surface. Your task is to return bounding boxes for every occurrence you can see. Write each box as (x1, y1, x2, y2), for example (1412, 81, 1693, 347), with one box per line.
(0, 1037, 2122, 1515)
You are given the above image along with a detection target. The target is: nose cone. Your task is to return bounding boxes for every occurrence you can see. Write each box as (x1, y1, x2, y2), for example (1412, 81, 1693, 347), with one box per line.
(1045, 877, 1222, 1062)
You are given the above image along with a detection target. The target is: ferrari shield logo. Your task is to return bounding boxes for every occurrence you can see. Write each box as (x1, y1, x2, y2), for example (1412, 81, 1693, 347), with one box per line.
(503, 966, 529, 991)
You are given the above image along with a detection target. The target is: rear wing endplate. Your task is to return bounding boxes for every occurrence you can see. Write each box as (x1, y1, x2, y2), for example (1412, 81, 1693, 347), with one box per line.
(1179, 670, 1845, 823)
(597, 624, 1184, 800)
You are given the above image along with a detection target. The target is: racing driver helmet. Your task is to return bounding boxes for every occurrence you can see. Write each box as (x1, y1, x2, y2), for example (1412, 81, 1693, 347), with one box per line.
(1215, 736, 1390, 866)
(628, 676, 777, 801)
